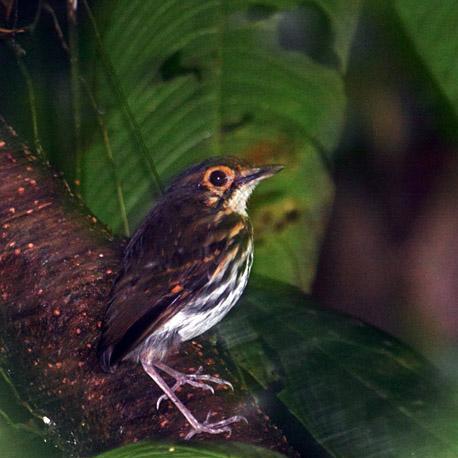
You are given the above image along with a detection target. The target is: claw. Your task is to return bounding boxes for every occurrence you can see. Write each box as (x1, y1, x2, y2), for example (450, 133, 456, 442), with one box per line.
(156, 393, 167, 410)
(184, 414, 247, 440)
(185, 379, 215, 394)
(187, 372, 234, 391)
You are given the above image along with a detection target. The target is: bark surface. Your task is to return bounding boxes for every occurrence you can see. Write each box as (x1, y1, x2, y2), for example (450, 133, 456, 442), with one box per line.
(0, 118, 291, 456)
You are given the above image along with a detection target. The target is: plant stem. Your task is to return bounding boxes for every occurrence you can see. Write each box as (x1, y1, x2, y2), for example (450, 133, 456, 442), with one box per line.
(10, 41, 46, 161)
(67, 0, 83, 184)
(45, 2, 130, 236)
(83, 80, 131, 236)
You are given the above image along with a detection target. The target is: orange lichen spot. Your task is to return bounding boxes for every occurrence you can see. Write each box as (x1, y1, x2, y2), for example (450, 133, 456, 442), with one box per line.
(91, 216, 97, 224)
(26, 166, 33, 172)
(27, 243, 34, 249)
(29, 179, 37, 186)
(17, 186, 25, 194)
(14, 248, 21, 255)
(0, 140, 5, 148)
(27, 347, 32, 353)
(8, 207, 15, 214)
(47, 363, 54, 368)
(74, 179, 81, 186)
(106, 269, 113, 275)
(52, 308, 61, 317)
(171, 284, 183, 294)
(55, 362, 63, 369)
(2, 224, 10, 229)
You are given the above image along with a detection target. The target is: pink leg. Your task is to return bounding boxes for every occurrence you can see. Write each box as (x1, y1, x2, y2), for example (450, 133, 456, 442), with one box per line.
(154, 361, 233, 409)
(141, 361, 246, 440)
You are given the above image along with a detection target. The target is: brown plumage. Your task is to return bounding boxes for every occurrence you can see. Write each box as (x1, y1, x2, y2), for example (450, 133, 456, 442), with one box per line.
(97, 156, 282, 438)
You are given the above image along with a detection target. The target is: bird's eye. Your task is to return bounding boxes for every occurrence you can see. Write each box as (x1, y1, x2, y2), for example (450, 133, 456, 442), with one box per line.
(209, 170, 228, 187)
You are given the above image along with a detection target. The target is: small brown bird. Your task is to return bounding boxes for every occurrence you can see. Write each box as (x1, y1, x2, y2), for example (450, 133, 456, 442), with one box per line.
(97, 156, 283, 438)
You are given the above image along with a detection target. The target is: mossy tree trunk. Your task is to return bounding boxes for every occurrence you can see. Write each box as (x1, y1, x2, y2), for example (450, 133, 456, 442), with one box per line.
(0, 117, 291, 456)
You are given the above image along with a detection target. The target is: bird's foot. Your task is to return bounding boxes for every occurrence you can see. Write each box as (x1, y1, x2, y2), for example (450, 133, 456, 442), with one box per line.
(185, 411, 248, 440)
(156, 365, 233, 410)
(141, 362, 248, 439)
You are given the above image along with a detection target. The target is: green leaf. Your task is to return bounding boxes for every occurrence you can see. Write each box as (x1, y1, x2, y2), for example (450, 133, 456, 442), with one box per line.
(80, 0, 362, 289)
(0, 368, 61, 458)
(95, 441, 286, 458)
(315, 0, 363, 69)
(219, 277, 458, 457)
(395, 0, 458, 115)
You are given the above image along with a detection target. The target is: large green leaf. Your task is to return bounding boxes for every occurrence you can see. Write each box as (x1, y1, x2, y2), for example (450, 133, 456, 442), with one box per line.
(315, 0, 362, 69)
(95, 442, 286, 458)
(80, 0, 361, 289)
(219, 277, 458, 457)
(395, 0, 458, 115)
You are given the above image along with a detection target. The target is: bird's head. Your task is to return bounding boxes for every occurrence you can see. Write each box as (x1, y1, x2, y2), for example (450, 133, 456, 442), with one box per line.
(166, 156, 283, 216)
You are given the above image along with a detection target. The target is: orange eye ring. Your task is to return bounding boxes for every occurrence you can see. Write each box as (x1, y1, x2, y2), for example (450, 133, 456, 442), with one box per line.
(202, 166, 235, 192)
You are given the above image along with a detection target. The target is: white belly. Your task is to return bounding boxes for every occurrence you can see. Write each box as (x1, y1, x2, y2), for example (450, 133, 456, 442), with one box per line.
(158, 242, 253, 342)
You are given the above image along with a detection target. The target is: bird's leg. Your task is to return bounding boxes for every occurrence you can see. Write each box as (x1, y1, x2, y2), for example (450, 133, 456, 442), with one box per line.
(141, 361, 246, 439)
(154, 361, 233, 409)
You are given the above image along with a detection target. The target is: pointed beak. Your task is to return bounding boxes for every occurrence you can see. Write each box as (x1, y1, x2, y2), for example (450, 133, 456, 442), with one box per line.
(237, 164, 284, 186)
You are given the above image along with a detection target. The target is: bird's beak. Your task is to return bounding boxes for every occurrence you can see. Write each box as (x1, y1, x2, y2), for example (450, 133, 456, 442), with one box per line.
(237, 164, 284, 186)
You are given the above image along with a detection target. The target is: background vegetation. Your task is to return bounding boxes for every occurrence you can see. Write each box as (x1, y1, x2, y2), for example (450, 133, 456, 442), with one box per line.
(0, 0, 458, 456)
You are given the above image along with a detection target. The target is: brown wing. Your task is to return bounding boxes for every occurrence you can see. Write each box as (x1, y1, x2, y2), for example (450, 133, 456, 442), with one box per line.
(97, 196, 246, 371)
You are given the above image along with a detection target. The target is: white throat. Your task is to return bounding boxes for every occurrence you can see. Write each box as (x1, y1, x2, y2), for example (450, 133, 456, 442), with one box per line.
(226, 183, 256, 216)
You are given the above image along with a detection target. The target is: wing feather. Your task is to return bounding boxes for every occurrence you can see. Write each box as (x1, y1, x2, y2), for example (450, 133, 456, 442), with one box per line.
(97, 197, 245, 371)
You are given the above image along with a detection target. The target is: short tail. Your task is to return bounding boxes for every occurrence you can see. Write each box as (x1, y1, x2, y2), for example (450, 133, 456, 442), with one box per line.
(97, 339, 117, 373)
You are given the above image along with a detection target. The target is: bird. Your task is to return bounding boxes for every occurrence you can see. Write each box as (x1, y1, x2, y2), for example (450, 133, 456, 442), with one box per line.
(97, 156, 283, 439)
